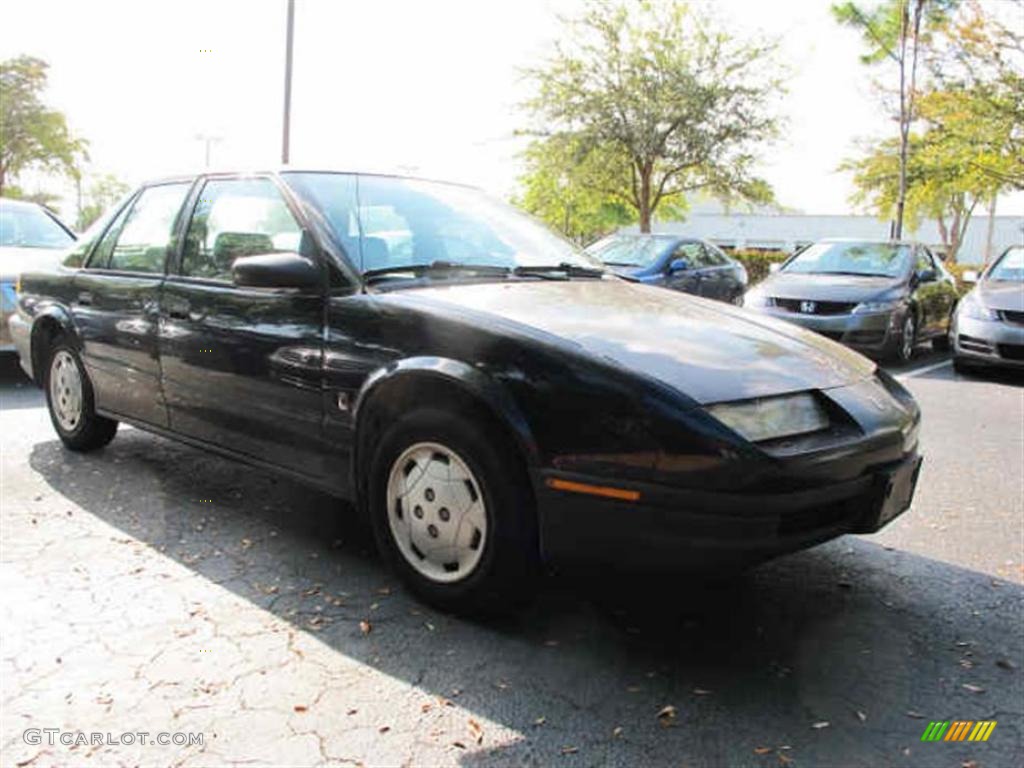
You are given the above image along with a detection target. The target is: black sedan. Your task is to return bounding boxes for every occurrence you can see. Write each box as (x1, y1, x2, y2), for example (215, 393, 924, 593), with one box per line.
(586, 233, 747, 303)
(744, 239, 959, 362)
(11, 171, 922, 612)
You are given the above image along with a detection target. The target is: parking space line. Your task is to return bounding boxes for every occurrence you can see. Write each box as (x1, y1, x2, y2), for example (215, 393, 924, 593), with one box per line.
(895, 359, 952, 380)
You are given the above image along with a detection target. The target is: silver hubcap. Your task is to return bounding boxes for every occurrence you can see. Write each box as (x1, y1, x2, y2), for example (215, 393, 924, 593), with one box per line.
(902, 316, 915, 360)
(386, 442, 488, 583)
(49, 350, 83, 432)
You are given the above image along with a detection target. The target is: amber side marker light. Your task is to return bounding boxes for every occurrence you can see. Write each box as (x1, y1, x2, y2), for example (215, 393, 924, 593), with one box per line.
(545, 478, 641, 502)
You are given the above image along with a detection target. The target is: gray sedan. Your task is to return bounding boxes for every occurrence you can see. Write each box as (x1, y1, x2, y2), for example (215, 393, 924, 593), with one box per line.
(953, 244, 1024, 372)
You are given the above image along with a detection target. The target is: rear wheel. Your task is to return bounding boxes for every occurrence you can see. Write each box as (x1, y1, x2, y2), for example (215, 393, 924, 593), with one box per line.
(885, 312, 917, 363)
(367, 407, 539, 613)
(44, 341, 118, 451)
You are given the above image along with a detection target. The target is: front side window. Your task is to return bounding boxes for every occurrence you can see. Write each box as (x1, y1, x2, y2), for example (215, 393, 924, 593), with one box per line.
(987, 245, 1024, 282)
(181, 178, 302, 281)
(106, 183, 191, 273)
(783, 241, 912, 278)
(0, 203, 75, 249)
(285, 172, 600, 275)
(673, 242, 708, 268)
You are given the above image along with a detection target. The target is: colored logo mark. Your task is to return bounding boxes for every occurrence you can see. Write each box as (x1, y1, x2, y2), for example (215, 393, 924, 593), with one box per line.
(921, 721, 996, 742)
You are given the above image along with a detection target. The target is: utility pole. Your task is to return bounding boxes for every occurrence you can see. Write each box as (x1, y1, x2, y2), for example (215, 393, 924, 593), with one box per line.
(194, 134, 222, 168)
(282, 0, 295, 165)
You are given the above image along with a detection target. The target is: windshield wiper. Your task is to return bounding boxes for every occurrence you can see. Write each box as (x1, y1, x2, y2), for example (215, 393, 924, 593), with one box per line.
(363, 261, 510, 284)
(512, 262, 606, 279)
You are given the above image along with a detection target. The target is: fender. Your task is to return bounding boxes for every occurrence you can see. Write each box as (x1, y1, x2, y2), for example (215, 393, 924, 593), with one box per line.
(353, 356, 541, 468)
(26, 302, 80, 384)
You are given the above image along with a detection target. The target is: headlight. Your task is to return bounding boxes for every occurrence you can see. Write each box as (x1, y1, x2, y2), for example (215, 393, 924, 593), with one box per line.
(742, 288, 770, 308)
(852, 299, 901, 314)
(706, 392, 829, 443)
(958, 293, 997, 321)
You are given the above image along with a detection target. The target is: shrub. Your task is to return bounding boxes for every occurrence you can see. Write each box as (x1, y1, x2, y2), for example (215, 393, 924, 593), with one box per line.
(729, 249, 790, 285)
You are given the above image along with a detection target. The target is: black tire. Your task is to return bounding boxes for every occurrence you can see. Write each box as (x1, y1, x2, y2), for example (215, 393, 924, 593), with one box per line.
(885, 311, 917, 364)
(953, 357, 974, 376)
(367, 407, 539, 613)
(43, 340, 118, 451)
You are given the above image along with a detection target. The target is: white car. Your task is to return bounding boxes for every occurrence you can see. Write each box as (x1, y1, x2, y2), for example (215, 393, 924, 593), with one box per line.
(0, 198, 76, 352)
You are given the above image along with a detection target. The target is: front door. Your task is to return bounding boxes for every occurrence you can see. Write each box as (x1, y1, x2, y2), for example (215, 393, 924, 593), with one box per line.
(72, 182, 193, 427)
(665, 241, 704, 295)
(158, 176, 327, 478)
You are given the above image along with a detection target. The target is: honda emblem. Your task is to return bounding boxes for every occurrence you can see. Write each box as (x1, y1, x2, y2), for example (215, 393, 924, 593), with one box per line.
(800, 301, 816, 314)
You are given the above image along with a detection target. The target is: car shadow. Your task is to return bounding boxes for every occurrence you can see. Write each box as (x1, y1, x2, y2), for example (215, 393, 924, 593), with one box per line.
(26, 431, 1024, 766)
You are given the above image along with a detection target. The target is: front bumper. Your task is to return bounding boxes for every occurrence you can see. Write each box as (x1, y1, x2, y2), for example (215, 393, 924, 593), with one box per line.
(953, 314, 1024, 368)
(750, 306, 899, 353)
(0, 281, 16, 352)
(7, 308, 33, 377)
(533, 450, 922, 571)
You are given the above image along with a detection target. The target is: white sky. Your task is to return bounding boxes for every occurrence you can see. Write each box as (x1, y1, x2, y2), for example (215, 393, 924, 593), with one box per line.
(3, 0, 1021, 218)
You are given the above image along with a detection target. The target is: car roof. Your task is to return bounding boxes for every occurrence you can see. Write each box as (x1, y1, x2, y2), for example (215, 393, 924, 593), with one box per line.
(815, 237, 921, 247)
(139, 166, 478, 190)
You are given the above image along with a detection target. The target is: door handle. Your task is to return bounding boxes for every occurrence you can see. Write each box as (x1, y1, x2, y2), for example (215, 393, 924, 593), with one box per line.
(76, 291, 93, 306)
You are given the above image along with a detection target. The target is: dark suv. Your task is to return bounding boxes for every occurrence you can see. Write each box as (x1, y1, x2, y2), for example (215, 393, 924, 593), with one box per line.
(744, 239, 959, 362)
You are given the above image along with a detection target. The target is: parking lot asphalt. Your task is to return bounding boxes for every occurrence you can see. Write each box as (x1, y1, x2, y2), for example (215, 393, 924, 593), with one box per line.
(1, 352, 1022, 767)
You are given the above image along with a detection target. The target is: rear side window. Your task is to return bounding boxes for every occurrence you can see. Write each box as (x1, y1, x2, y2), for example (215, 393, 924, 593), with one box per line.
(104, 183, 191, 274)
(180, 178, 302, 282)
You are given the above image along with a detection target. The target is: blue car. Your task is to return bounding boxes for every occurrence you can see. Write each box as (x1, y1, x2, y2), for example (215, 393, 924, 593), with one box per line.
(587, 233, 747, 304)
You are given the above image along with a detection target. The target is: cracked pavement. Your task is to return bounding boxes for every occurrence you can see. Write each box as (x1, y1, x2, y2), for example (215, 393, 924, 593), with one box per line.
(1, 355, 1022, 767)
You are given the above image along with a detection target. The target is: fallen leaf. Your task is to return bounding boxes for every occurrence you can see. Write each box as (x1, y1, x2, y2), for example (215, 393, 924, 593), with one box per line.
(612, 726, 623, 738)
(961, 683, 985, 694)
(468, 718, 484, 745)
(378, 726, 390, 734)
(657, 705, 678, 726)
(346, 709, 358, 715)
(753, 747, 773, 755)
(452, 741, 466, 749)
(811, 721, 830, 729)
(906, 711, 925, 719)
(626, 685, 642, 693)
(560, 746, 578, 755)
(534, 717, 546, 726)
(693, 688, 712, 696)
(293, 705, 307, 713)
(359, 620, 372, 635)
(421, 703, 432, 713)
(778, 753, 794, 766)
(837, 581, 852, 590)
(996, 659, 1017, 670)
(425, 622, 435, 631)
(544, 639, 559, 647)
(855, 710, 867, 722)
(377, 586, 392, 595)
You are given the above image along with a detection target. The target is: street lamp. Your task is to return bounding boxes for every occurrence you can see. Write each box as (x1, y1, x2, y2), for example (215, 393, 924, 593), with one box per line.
(282, 0, 295, 164)
(194, 134, 223, 168)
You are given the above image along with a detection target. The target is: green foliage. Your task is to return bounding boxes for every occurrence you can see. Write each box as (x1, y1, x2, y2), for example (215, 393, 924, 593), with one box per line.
(0, 55, 87, 197)
(77, 174, 130, 230)
(520, 0, 782, 233)
(729, 249, 789, 285)
(2, 184, 62, 212)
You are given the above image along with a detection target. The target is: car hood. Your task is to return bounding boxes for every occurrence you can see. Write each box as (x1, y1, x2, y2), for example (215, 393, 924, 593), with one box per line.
(392, 279, 876, 404)
(977, 281, 1024, 312)
(0, 246, 67, 282)
(759, 272, 904, 302)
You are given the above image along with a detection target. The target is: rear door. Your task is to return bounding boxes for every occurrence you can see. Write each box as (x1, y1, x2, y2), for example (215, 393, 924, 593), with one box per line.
(158, 175, 327, 478)
(72, 182, 193, 427)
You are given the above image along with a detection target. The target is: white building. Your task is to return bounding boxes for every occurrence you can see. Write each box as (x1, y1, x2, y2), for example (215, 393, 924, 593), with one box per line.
(625, 212, 1024, 264)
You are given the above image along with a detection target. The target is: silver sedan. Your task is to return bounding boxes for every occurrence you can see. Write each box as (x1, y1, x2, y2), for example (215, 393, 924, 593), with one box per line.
(952, 245, 1024, 372)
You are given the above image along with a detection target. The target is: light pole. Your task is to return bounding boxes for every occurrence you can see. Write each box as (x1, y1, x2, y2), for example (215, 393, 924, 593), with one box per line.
(194, 134, 222, 168)
(282, 0, 295, 164)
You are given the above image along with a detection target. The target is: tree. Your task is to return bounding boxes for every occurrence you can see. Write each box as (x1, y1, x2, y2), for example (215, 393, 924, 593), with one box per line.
(76, 173, 130, 230)
(0, 55, 87, 197)
(515, 133, 636, 244)
(832, 0, 955, 239)
(521, 0, 782, 233)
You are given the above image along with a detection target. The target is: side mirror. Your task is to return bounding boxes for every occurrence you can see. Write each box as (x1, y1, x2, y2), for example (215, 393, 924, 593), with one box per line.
(232, 252, 320, 289)
(769, 262, 782, 273)
(962, 270, 979, 284)
(916, 268, 937, 284)
(668, 257, 689, 274)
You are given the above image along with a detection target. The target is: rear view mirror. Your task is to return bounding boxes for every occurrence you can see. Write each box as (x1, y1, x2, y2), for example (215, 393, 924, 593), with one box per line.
(668, 258, 689, 273)
(232, 252, 320, 289)
(917, 268, 937, 283)
(962, 270, 979, 284)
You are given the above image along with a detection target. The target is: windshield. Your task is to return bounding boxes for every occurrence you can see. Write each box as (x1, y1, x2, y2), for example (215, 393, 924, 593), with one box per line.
(783, 241, 911, 278)
(590, 236, 674, 268)
(987, 246, 1024, 282)
(284, 172, 601, 276)
(0, 203, 75, 249)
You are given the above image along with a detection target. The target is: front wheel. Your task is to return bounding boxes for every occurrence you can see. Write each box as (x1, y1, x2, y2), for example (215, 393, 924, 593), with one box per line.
(44, 341, 118, 451)
(367, 407, 539, 613)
